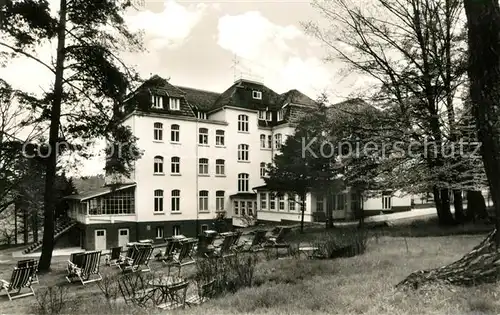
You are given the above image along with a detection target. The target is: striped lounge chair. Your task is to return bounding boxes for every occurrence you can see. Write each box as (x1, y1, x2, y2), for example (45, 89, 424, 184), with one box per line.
(0, 266, 36, 301)
(66, 250, 103, 285)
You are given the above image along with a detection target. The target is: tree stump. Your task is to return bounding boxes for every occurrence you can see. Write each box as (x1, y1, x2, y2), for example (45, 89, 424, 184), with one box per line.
(396, 230, 500, 289)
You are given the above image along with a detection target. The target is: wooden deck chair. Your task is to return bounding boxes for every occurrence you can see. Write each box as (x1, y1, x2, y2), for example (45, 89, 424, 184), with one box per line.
(66, 250, 102, 285)
(240, 229, 267, 252)
(214, 234, 236, 257)
(232, 230, 243, 247)
(17, 259, 39, 284)
(186, 279, 216, 306)
(157, 238, 177, 263)
(265, 226, 292, 247)
(166, 239, 197, 276)
(0, 266, 36, 301)
(121, 245, 153, 273)
(117, 273, 153, 308)
(157, 280, 189, 310)
(105, 246, 123, 266)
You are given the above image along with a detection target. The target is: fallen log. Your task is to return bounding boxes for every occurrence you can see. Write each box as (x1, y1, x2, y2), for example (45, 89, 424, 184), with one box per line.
(396, 229, 500, 289)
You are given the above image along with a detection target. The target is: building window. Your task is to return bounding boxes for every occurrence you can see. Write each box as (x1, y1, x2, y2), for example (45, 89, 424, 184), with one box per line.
(260, 134, 266, 148)
(171, 124, 180, 142)
(274, 134, 282, 150)
(215, 159, 225, 175)
(277, 109, 284, 121)
(153, 122, 163, 141)
(216, 130, 225, 146)
(199, 128, 208, 144)
(154, 156, 163, 174)
(169, 98, 180, 110)
(252, 91, 262, 100)
(266, 111, 272, 121)
(199, 158, 209, 175)
(216, 191, 225, 211)
(155, 226, 164, 239)
(278, 195, 285, 210)
(382, 194, 392, 210)
(171, 156, 180, 174)
(260, 162, 266, 178)
(197, 112, 207, 119)
(289, 194, 296, 211)
(332, 194, 346, 210)
(270, 195, 276, 210)
(151, 95, 163, 109)
(238, 114, 248, 132)
(154, 189, 163, 212)
(238, 144, 249, 161)
(173, 225, 181, 236)
(260, 192, 267, 210)
(171, 190, 180, 212)
(316, 195, 324, 212)
(267, 135, 272, 148)
(248, 201, 253, 216)
(240, 201, 246, 216)
(258, 110, 265, 120)
(199, 190, 208, 212)
(238, 173, 249, 192)
(233, 201, 239, 216)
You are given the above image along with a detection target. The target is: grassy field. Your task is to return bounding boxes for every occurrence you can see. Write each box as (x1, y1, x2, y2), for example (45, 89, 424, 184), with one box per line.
(0, 223, 499, 314)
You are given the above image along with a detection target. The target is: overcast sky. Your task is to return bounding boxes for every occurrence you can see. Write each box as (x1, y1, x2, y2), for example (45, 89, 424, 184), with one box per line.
(1, 0, 368, 177)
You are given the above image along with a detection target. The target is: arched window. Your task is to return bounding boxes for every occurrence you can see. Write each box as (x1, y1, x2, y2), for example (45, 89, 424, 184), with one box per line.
(198, 158, 209, 175)
(153, 122, 163, 141)
(238, 144, 249, 161)
(171, 190, 180, 212)
(171, 124, 180, 142)
(199, 190, 209, 212)
(171, 156, 180, 174)
(199, 128, 208, 144)
(154, 156, 164, 174)
(238, 173, 249, 192)
(215, 159, 225, 175)
(154, 190, 163, 212)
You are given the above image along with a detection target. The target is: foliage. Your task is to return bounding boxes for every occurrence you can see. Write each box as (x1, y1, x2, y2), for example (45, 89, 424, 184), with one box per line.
(0, 0, 144, 269)
(304, 0, 481, 225)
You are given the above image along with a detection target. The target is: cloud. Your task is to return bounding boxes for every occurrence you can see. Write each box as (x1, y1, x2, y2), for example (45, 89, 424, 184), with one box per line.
(216, 11, 332, 98)
(126, 0, 207, 50)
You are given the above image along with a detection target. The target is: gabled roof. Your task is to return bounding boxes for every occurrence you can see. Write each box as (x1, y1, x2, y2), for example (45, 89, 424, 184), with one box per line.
(175, 86, 221, 111)
(279, 89, 317, 108)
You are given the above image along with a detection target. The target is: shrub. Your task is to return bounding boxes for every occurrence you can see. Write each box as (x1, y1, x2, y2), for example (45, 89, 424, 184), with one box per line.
(312, 228, 368, 259)
(194, 253, 258, 295)
(34, 285, 69, 315)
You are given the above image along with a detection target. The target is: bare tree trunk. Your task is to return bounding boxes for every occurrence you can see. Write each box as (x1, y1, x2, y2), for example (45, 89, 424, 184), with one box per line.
(397, 0, 500, 289)
(300, 193, 306, 233)
(464, 0, 500, 245)
(434, 186, 455, 225)
(14, 199, 17, 245)
(467, 190, 488, 222)
(453, 190, 465, 223)
(38, 0, 67, 271)
(31, 213, 38, 243)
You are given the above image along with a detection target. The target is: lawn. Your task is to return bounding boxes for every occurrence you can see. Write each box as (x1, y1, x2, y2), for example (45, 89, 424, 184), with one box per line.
(1, 224, 499, 314)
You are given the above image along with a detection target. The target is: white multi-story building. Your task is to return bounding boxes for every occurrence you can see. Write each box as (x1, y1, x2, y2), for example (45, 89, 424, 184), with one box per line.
(65, 75, 411, 250)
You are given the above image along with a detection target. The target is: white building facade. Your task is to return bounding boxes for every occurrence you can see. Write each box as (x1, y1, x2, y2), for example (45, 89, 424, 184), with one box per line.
(65, 75, 411, 250)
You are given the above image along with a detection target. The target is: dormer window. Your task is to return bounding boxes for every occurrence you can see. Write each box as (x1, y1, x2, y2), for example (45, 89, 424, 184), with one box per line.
(197, 112, 207, 119)
(266, 111, 272, 121)
(169, 98, 180, 110)
(252, 91, 262, 100)
(258, 110, 266, 120)
(152, 95, 163, 109)
(277, 109, 284, 121)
